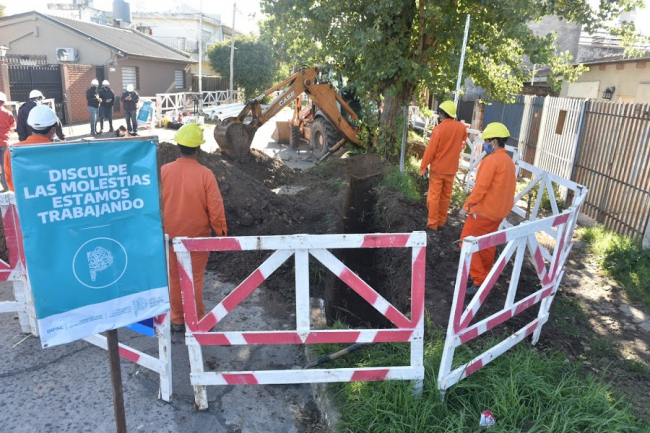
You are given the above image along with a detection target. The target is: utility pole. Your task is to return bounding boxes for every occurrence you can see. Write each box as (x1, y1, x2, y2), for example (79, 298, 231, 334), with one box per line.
(454, 14, 471, 109)
(198, 0, 203, 111)
(229, 2, 236, 103)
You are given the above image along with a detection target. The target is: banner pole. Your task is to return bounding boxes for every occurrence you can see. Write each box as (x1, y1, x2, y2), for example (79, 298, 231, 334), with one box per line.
(107, 329, 127, 433)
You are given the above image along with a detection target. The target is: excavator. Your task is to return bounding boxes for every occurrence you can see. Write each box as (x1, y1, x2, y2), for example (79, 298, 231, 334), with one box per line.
(214, 66, 361, 161)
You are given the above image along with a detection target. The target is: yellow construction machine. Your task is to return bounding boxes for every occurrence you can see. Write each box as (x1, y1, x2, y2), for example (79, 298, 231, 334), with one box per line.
(214, 66, 361, 161)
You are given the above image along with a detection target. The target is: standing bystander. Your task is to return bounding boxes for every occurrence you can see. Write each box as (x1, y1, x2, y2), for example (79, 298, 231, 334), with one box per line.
(161, 124, 228, 332)
(121, 84, 140, 135)
(420, 100, 468, 231)
(16, 90, 65, 142)
(459, 122, 516, 294)
(86, 79, 101, 135)
(98, 80, 115, 133)
(0, 92, 16, 191)
(4, 106, 60, 192)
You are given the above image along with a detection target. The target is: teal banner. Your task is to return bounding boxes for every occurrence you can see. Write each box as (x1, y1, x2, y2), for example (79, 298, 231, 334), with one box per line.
(11, 138, 169, 347)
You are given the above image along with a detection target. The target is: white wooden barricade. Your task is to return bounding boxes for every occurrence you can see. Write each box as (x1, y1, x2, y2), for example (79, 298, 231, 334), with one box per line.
(0, 192, 173, 401)
(202, 90, 243, 106)
(155, 92, 201, 117)
(0, 193, 38, 335)
(174, 233, 426, 410)
(438, 160, 588, 395)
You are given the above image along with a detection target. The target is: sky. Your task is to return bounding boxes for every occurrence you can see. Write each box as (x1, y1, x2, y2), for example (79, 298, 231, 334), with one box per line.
(5, 0, 264, 33)
(5, 0, 650, 36)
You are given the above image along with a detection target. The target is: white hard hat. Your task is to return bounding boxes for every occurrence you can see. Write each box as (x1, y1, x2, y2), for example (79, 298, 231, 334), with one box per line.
(91, 79, 99, 86)
(29, 89, 44, 99)
(27, 105, 59, 130)
(126, 84, 134, 92)
(102, 80, 110, 86)
(0, 92, 6, 103)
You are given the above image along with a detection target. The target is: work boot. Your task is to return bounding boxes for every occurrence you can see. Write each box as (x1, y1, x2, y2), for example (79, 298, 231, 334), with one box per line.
(466, 284, 481, 296)
(171, 323, 185, 333)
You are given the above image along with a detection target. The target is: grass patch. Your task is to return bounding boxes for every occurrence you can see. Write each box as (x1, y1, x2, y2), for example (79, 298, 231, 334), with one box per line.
(378, 159, 424, 203)
(578, 226, 650, 307)
(450, 182, 469, 209)
(308, 324, 647, 432)
(549, 293, 588, 338)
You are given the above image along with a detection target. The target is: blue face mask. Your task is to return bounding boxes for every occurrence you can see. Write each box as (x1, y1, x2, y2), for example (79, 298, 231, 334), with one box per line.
(483, 141, 494, 154)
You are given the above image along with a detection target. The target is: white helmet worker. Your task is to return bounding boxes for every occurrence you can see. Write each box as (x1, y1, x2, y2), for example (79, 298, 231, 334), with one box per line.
(0, 92, 6, 103)
(27, 105, 59, 132)
(91, 79, 99, 86)
(126, 84, 134, 92)
(29, 89, 44, 99)
(102, 80, 110, 86)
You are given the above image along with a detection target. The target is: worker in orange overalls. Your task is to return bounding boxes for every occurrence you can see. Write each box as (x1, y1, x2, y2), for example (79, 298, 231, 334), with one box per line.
(459, 122, 516, 295)
(420, 100, 468, 231)
(161, 124, 228, 332)
(0, 92, 16, 191)
(4, 105, 59, 192)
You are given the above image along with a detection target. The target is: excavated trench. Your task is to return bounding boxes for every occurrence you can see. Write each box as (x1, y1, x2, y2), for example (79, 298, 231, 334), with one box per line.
(322, 154, 393, 327)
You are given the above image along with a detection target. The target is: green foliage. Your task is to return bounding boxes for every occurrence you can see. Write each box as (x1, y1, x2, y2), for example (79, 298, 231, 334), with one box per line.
(377, 160, 424, 203)
(516, 180, 565, 213)
(207, 35, 277, 100)
(260, 0, 643, 150)
(450, 182, 469, 209)
(310, 328, 646, 432)
(578, 226, 650, 307)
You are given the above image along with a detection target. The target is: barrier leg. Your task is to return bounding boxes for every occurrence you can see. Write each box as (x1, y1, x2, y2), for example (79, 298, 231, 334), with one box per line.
(187, 341, 208, 410)
(411, 330, 424, 396)
(156, 314, 173, 402)
(11, 279, 30, 334)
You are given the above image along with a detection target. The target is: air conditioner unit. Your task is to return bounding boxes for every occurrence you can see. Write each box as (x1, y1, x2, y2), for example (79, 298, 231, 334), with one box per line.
(55, 47, 79, 62)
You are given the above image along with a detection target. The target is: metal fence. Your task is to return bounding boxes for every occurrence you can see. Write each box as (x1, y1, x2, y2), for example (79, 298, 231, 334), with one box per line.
(483, 96, 526, 148)
(572, 102, 650, 240)
(481, 94, 650, 244)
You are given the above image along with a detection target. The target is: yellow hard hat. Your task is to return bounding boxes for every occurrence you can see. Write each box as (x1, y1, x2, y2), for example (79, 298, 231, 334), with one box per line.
(482, 122, 510, 140)
(438, 101, 457, 118)
(174, 123, 205, 147)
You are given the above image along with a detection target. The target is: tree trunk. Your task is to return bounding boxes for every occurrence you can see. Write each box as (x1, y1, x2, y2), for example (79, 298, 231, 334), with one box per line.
(378, 83, 416, 160)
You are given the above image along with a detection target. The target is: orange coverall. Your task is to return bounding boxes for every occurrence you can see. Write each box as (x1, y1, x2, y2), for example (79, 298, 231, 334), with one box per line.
(419, 118, 467, 230)
(3, 135, 53, 192)
(161, 158, 228, 325)
(460, 148, 516, 285)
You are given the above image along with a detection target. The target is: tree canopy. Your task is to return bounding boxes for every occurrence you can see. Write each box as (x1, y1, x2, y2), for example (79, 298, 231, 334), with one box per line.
(260, 0, 644, 153)
(207, 35, 277, 100)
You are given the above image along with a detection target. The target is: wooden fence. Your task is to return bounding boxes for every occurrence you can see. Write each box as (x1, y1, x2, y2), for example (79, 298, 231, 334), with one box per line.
(572, 102, 650, 241)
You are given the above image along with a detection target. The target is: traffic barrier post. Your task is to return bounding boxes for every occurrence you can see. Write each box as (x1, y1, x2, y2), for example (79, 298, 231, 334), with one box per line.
(174, 232, 426, 410)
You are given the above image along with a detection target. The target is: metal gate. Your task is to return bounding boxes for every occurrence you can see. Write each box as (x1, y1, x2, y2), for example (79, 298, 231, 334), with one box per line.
(572, 101, 650, 240)
(483, 96, 525, 148)
(8, 65, 67, 124)
(517, 96, 545, 172)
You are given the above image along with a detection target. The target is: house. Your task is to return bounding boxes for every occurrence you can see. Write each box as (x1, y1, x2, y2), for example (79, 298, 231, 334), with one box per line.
(131, 5, 242, 76)
(0, 11, 196, 123)
(560, 52, 650, 103)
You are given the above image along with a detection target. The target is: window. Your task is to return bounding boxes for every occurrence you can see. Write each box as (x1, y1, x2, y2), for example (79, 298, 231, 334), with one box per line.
(174, 70, 185, 89)
(122, 66, 139, 90)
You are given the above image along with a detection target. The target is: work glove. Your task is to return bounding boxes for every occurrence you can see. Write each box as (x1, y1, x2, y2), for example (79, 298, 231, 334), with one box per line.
(422, 168, 429, 181)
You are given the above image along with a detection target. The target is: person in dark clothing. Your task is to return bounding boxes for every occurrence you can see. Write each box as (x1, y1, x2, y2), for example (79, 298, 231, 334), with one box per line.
(121, 84, 140, 135)
(86, 79, 101, 135)
(98, 80, 115, 133)
(16, 90, 65, 142)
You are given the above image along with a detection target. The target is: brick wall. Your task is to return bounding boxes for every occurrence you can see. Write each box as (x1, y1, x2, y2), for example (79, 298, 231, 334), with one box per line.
(63, 64, 96, 123)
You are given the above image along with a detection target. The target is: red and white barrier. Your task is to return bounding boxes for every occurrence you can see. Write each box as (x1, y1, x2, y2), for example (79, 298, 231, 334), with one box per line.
(174, 232, 426, 410)
(0, 193, 38, 335)
(0, 192, 173, 402)
(82, 313, 172, 401)
(439, 160, 588, 394)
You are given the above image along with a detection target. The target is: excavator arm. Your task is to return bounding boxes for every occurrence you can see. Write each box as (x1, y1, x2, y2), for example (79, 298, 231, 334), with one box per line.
(214, 67, 360, 160)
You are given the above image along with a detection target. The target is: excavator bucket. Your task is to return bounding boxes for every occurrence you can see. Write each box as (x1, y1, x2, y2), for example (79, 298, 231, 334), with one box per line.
(214, 117, 259, 160)
(272, 121, 291, 144)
